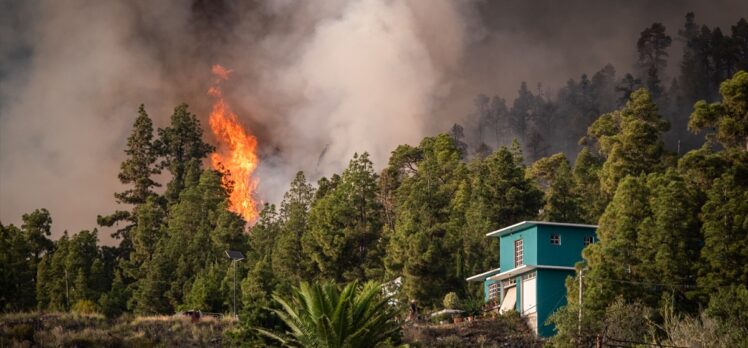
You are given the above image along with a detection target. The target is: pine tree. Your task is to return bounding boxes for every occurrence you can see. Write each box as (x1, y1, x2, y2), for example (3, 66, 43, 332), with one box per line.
(697, 152, 748, 298)
(247, 204, 281, 265)
(304, 153, 385, 283)
(21, 208, 54, 263)
(384, 134, 468, 305)
(0, 223, 36, 311)
(588, 88, 671, 198)
(132, 244, 174, 314)
(98, 105, 160, 243)
(529, 154, 584, 222)
(272, 172, 315, 288)
(573, 147, 606, 223)
(689, 70, 748, 150)
(116, 105, 161, 205)
(636, 23, 672, 99)
(155, 103, 214, 204)
(637, 170, 701, 311)
(583, 176, 651, 313)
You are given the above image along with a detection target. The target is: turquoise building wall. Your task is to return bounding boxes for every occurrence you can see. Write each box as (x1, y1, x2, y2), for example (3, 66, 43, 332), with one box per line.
(485, 222, 597, 337)
(536, 269, 574, 337)
(499, 226, 538, 270)
(536, 225, 596, 267)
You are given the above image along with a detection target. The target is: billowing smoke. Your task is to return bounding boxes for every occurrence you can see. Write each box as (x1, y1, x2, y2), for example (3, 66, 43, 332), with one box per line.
(1, 0, 745, 243)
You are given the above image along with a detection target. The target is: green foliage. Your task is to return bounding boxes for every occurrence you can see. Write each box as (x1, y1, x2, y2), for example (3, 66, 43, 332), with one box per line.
(696, 151, 748, 297)
(572, 147, 606, 223)
(442, 292, 460, 309)
(0, 223, 36, 311)
(155, 103, 215, 203)
(305, 153, 385, 283)
(582, 176, 651, 312)
(273, 171, 316, 288)
(21, 208, 54, 262)
(385, 134, 468, 305)
(587, 88, 671, 197)
(529, 153, 584, 222)
(72, 299, 100, 314)
(689, 70, 748, 149)
(636, 23, 672, 98)
(115, 104, 161, 206)
(183, 263, 225, 312)
(259, 280, 405, 348)
(704, 285, 748, 343)
(36, 230, 105, 311)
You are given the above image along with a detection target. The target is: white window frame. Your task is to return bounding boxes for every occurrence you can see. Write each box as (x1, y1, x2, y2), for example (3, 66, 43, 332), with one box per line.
(514, 239, 524, 267)
(521, 271, 536, 280)
(488, 282, 500, 301)
(550, 233, 561, 245)
(502, 278, 517, 287)
(584, 236, 594, 246)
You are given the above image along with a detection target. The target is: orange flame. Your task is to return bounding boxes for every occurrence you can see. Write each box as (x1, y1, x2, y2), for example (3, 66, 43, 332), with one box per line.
(208, 64, 259, 223)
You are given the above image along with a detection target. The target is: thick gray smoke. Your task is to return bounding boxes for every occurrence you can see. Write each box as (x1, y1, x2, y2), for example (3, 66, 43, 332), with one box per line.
(1, 0, 745, 243)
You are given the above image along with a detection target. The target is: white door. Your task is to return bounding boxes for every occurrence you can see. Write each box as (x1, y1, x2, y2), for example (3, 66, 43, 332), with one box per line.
(522, 278, 536, 315)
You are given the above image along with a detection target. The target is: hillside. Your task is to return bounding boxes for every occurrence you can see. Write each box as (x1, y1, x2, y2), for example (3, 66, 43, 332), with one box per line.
(0, 312, 237, 347)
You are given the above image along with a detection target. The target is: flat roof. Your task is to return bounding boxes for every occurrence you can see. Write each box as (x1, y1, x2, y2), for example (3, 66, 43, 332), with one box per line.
(485, 221, 598, 238)
(487, 265, 576, 281)
(465, 268, 502, 282)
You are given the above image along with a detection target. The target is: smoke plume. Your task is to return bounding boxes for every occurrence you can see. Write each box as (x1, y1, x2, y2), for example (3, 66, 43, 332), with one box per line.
(1, 0, 745, 243)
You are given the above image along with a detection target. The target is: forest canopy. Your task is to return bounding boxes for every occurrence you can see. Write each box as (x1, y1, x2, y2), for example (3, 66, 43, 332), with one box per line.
(1, 11, 748, 346)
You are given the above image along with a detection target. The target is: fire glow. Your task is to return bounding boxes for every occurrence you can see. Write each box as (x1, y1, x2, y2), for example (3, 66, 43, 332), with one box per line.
(208, 64, 260, 223)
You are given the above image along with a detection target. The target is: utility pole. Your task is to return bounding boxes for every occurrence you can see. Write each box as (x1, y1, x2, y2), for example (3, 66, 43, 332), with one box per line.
(578, 268, 583, 338)
(233, 260, 237, 318)
(65, 268, 70, 310)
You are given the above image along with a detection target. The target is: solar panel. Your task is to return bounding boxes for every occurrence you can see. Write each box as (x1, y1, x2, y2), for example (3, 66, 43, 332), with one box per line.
(225, 250, 245, 261)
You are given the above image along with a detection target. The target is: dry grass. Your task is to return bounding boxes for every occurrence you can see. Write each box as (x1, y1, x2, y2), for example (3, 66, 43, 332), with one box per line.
(403, 313, 544, 348)
(0, 312, 238, 347)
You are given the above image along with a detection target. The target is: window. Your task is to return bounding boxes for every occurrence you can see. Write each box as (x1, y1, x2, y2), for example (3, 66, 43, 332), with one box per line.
(550, 233, 561, 245)
(584, 236, 594, 246)
(521, 271, 536, 280)
(514, 239, 524, 267)
(502, 278, 516, 288)
(488, 283, 500, 301)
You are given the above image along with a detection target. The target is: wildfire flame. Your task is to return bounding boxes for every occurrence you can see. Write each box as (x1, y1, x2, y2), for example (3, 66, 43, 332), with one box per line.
(208, 64, 260, 223)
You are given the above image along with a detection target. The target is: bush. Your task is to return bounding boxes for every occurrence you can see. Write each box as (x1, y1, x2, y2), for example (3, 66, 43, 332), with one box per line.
(72, 299, 100, 314)
(443, 292, 460, 309)
(259, 280, 405, 348)
(5, 323, 35, 342)
(462, 297, 484, 317)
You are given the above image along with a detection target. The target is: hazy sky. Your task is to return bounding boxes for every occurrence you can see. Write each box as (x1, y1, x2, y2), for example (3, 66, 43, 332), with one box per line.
(1, 0, 746, 243)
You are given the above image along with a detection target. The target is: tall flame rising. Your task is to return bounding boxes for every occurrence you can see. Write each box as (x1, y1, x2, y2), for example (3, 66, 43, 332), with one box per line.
(208, 64, 260, 222)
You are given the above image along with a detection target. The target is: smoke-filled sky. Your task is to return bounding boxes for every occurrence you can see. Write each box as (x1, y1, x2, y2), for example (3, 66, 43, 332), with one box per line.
(1, 0, 746, 243)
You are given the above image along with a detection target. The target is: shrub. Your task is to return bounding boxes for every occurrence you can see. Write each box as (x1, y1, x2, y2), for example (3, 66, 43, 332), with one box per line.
(442, 292, 460, 310)
(258, 280, 405, 348)
(5, 323, 35, 343)
(72, 299, 100, 315)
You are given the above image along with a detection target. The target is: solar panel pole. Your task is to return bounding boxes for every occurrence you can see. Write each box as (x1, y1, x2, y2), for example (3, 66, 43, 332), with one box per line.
(226, 250, 244, 319)
(233, 259, 237, 318)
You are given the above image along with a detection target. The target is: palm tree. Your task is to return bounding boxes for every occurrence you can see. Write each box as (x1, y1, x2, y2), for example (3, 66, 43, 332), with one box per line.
(257, 280, 407, 348)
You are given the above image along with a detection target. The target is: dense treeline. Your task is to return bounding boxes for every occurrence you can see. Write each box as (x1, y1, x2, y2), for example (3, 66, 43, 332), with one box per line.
(456, 13, 748, 162)
(1, 12, 747, 346)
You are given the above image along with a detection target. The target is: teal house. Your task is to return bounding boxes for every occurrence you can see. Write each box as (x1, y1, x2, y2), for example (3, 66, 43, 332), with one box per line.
(466, 221, 597, 337)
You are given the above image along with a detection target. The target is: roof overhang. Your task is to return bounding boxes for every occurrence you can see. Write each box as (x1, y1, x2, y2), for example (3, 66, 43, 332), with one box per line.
(487, 265, 575, 281)
(465, 268, 502, 282)
(486, 221, 598, 238)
